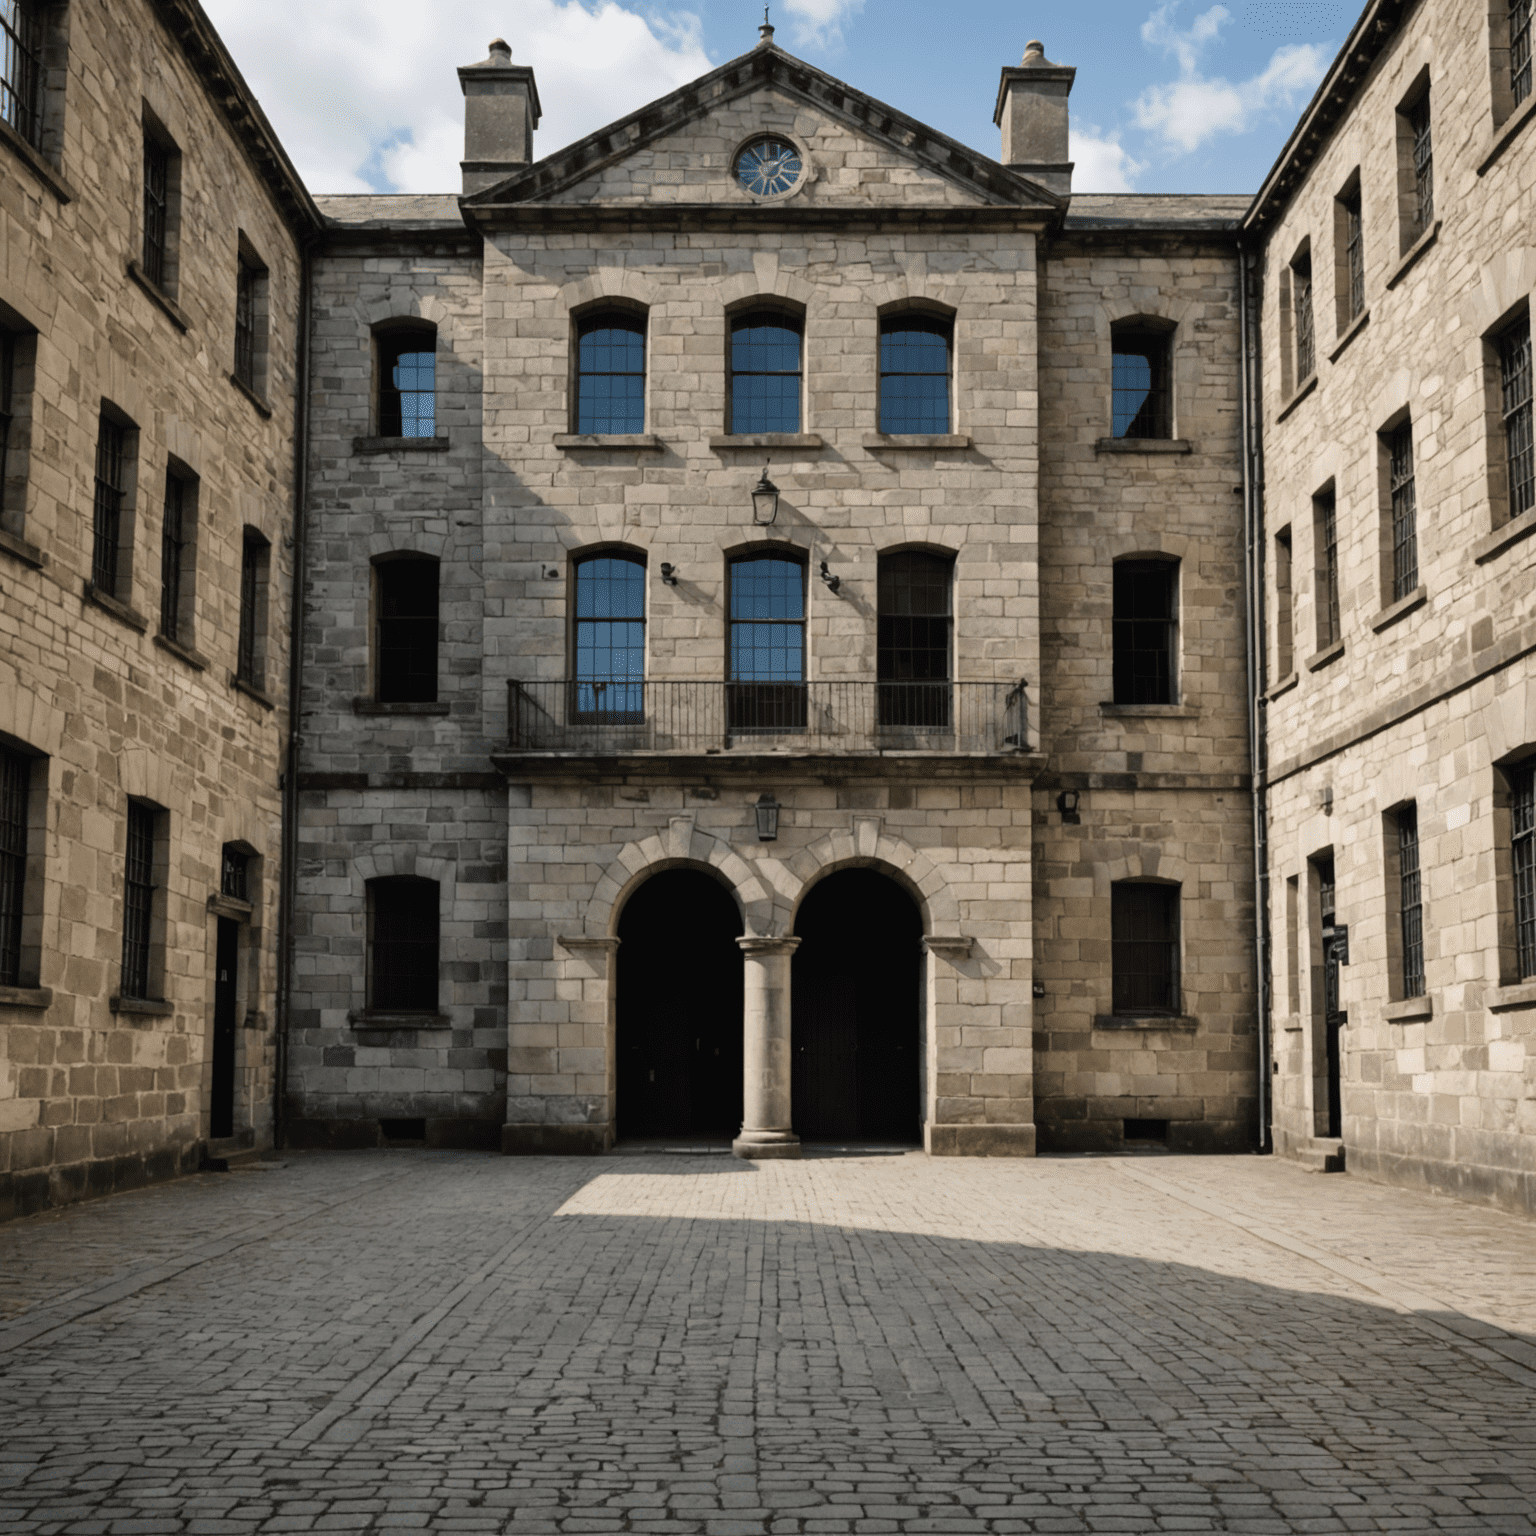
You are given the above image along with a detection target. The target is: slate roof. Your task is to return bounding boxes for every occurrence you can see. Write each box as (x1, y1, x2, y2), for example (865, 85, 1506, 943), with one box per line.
(1064, 195, 1253, 232)
(316, 194, 466, 230)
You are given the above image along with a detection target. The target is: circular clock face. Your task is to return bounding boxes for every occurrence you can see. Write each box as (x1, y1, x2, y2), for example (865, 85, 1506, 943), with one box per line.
(735, 138, 804, 197)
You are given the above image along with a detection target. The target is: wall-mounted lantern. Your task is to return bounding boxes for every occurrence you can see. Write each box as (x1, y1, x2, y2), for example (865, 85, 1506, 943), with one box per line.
(819, 560, 841, 595)
(660, 562, 679, 586)
(1056, 789, 1081, 825)
(754, 792, 781, 842)
(751, 464, 780, 526)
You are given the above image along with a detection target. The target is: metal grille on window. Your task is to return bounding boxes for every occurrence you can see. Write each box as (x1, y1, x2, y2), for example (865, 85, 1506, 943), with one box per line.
(1513, 0, 1533, 108)
(1398, 805, 1425, 998)
(879, 320, 951, 434)
(1513, 764, 1536, 978)
(121, 803, 156, 1000)
(1389, 421, 1418, 601)
(1502, 316, 1533, 521)
(160, 474, 184, 641)
(878, 551, 952, 728)
(1317, 492, 1341, 646)
(1345, 193, 1364, 322)
(221, 846, 249, 903)
(1293, 258, 1315, 382)
(730, 314, 801, 435)
(1112, 883, 1180, 1014)
(1, 0, 43, 150)
(1111, 330, 1171, 439)
(238, 533, 263, 685)
(0, 744, 27, 988)
(378, 335, 435, 438)
(143, 133, 170, 288)
(376, 558, 437, 703)
(370, 879, 439, 1013)
(1410, 95, 1433, 236)
(729, 555, 806, 731)
(576, 317, 645, 435)
(1112, 560, 1176, 705)
(573, 554, 645, 721)
(234, 257, 257, 390)
(92, 415, 125, 594)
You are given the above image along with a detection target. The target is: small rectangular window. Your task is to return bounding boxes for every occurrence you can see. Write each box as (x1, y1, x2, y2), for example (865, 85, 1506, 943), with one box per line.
(375, 557, 439, 703)
(159, 469, 193, 643)
(121, 801, 159, 1001)
(1112, 882, 1180, 1014)
(1273, 527, 1294, 679)
(237, 530, 269, 687)
(221, 845, 249, 903)
(1513, 764, 1536, 979)
(1513, 0, 1533, 108)
(1, 1, 44, 149)
(1111, 326, 1171, 439)
(377, 329, 437, 439)
(0, 742, 29, 988)
(1387, 420, 1419, 601)
(1396, 804, 1425, 999)
(368, 878, 439, 1013)
(1314, 488, 1341, 648)
(93, 411, 129, 595)
(1112, 560, 1176, 705)
(1502, 316, 1534, 523)
(879, 316, 952, 434)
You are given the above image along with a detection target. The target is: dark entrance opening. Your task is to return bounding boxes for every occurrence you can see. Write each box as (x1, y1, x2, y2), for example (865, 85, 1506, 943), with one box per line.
(616, 869, 744, 1140)
(1319, 856, 1346, 1139)
(792, 868, 922, 1143)
(210, 917, 238, 1139)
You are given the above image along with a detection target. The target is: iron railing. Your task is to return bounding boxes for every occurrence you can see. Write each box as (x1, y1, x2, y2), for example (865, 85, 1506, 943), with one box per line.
(507, 679, 1029, 755)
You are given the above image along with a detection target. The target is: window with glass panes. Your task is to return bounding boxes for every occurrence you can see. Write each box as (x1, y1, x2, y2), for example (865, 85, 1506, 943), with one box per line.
(375, 557, 437, 703)
(1343, 188, 1364, 323)
(1512, 763, 1536, 978)
(729, 312, 801, 434)
(237, 531, 267, 686)
(0, 744, 28, 988)
(159, 471, 187, 642)
(234, 255, 259, 390)
(877, 550, 952, 727)
(1112, 883, 1180, 1014)
(92, 413, 126, 594)
(1512, 0, 1533, 108)
(1111, 327, 1171, 439)
(1389, 420, 1419, 600)
(1315, 489, 1341, 647)
(121, 802, 157, 1000)
(368, 878, 439, 1013)
(879, 317, 951, 434)
(221, 845, 249, 903)
(1112, 560, 1177, 705)
(1397, 804, 1425, 998)
(728, 554, 806, 730)
(1292, 251, 1315, 382)
(1410, 94, 1433, 237)
(378, 331, 435, 438)
(142, 131, 171, 288)
(576, 314, 645, 434)
(1502, 316, 1533, 522)
(1, 0, 43, 149)
(573, 553, 645, 720)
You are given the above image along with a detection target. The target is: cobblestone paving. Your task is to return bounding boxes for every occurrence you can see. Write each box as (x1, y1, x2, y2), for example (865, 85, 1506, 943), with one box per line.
(1, 1151, 1534, 1534)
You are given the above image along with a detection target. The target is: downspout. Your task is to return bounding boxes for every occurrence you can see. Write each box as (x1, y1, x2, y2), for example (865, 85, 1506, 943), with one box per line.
(273, 235, 314, 1150)
(1238, 236, 1273, 1153)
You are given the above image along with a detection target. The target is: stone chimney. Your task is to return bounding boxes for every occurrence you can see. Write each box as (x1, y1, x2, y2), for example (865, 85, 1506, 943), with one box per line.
(459, 39, 542, 196)
(993, 40, 1076, 197)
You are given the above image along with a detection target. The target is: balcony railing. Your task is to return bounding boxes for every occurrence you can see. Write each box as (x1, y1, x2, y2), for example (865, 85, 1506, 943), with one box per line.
(506, 679, 1029, 755)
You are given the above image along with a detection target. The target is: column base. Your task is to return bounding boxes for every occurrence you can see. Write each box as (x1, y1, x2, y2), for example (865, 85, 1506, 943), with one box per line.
(925, 1123, 1036, 1157)
(732, 1130, 802, 1160)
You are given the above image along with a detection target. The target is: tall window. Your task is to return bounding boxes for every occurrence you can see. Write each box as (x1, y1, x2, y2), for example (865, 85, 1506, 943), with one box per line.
(237, 530, 268, 687)
(1112, 882, 1180, 1014)
(375, 557, 438, 703)
(576, 313, 645, 434)
(368, 877, 439, 1013)
(121, 801, 158, 1001)
(377, 327, 436, 439)
(1273, 527, 1294, 679)
(573, 553, 645, 720)
(1112, 559, 1177, 705)
(877, 550, 952, 727)
(879, 315, 951, 434)
(1502, 315, 1534, 523)
(234, 253, 261, 391)
(92, 411, 128, 595)
(1396, 804, 1425, 998)
(1315, 488, 1341, 648)
(1388, 420, 1419, 600)
(1513, 0, 1533, 108)
(1400, 91, 1434, 246)
(0, 329, 13, 504)
(160, 470, 188, 642)
(1512, 763, 1536, 978)
(1111, 324, 1171, 439)
(729, 310, 801, 434)
(1291, 249, 1315, 384)
(0, 743, 28, 988)
(728, 553, 806, 730)
(1340, 183, 1364, 326)
(142, 129, 172, 290)
(1, 0, 43, 149)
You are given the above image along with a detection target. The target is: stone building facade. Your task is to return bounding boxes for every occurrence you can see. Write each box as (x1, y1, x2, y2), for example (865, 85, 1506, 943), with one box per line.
(0, 0, 317, 1219)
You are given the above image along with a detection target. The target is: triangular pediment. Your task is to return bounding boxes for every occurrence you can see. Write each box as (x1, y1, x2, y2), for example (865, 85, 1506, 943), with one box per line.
(463, 43, 1062, 215)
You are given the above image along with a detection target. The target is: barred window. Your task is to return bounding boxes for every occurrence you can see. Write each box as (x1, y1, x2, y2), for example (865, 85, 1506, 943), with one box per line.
(1112, 882, 1180, 1014)
(877, 549, 953, 727)
(375, 557, 438, 703)
(221, 845, 249, 902)
(1343, 189, 1364, 324)
(1292, 251, 1315, 384)
(0, 743, 28, 988)
(1502, 316, 1533, 522)
(368, 877, 439, 1013)
(234, 255, 259, 391)
(143, 131, 171, 289)
(1112, 559, 1177, 705)
(238, 530, 268, 687)
(1410, 94, 1433, 238)
(1513, 0, 1533, 108)
(1513, 764, 1536, 979)
(1388, 421, 1419, 601)
(1397, 804, 1425, 999)
(377, 327, 436, 439)
(159, 471, 187, 642)
(879, 316, 952, 434)
(1111, 325, 1171, 439)
(575, 313, 645, 435)
(0, 330, 13, 502)
(92, 412, 127, 594)
(1315, 489, 1341, 647)
(121, 802, 158, 1001)
(1, 0, 43, 150)
(730, 311, 802, 435)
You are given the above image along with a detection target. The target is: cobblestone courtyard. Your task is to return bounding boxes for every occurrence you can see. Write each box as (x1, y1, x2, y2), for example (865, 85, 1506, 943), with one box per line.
(1, 1152, 1535, 1534)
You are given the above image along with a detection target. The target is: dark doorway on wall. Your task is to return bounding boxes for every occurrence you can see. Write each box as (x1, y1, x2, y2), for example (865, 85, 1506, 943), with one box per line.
(210, 917, 238, 1140)
(792, 869, 922, 1143)
(1318, 856, 1346, 1139)
(616, 869, 744, 1140)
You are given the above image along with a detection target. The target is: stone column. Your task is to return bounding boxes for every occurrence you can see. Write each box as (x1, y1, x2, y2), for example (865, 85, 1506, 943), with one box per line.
(732, 935, 801, 1160)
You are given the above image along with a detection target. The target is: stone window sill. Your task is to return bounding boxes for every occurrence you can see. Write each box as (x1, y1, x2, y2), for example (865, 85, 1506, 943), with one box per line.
(1370, 584, 1427, 633)
(126, 260, 191, 332)
(207, 893, 254, 921)
(1093, 1013, 1199, 1031)
(1267, 671, 1299, 700)
(1329, 309, 1370, 364)
(1386, 220, 1441, 291)
(231, 674, 275, 710)
(1099, 703, 1200, 719)
(0, 984, 52, 1010)
(557, 433, 666, 452)
(709, 433, 823, 450)
(153, 633, 209, 672)
(229, 372, 273, 419)
(1276, 374, 1318, 424)
(0, 527, 47, 569)
(1382, 995, 1432, 1023)
(353, 436, 450, 455)
(1474, 504, 1536, 564)
(862, 433, 970, 450)
(348, 1010, 451, 1030)
(0, 117, 77, 202)
(1489, 980, 1536, 1010)
(1479, 92, 1536, 176)
(111, 995, 174, 1017)
(83, 581, 149, 633)
(1094, 437, 1195, 455)
(353, 698, 450, 715)
(1306, 639, 1345, 672)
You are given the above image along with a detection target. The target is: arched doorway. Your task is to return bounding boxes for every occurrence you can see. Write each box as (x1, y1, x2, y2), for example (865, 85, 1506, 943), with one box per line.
(616, 869, 744, 1140)
(792, 868, 923, 1143)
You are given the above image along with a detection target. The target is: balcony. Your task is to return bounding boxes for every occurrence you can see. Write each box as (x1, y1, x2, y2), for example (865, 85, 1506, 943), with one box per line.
(505, 679, 1029, 757)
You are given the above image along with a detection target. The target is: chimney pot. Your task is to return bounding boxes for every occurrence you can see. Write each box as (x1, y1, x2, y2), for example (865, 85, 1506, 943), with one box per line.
(458, 38, 542, 196)
(994, 40, 1076, 198)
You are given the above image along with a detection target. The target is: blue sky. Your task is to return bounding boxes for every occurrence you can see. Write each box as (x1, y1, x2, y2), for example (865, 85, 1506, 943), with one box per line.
(203, 0, 1358, 196)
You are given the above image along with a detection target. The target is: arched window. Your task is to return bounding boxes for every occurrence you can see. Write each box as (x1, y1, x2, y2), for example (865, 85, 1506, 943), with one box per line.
(572, 552, 645, 720)
(376, 322, 436, 439)
(728, 552, 806, 730)
(730, 309, 802, 434)
(367, 877, 439, 1013)
(1112, 881, 1180, 1015)
(1111, 321, 1172, 439)
(877, 550, 952, 727)
(879, 315, 952, 434)
(375, 556, 439, 703)
(576, 312, 645, 434)
(1112, 558, 1178, 705)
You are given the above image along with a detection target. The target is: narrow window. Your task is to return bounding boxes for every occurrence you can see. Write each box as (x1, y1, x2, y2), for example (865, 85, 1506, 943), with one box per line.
(237, 530, 269, 688)
(0, 329, 13, 509)
(142, 129, 173, 290)
(730, 310, 802, 434)
(572, 552, 645, 720)
(1, 0, 43, 149)
(375, 557, 438, 703)
(728, 553, 806, 730)
(1398, 89, 1434, 249)
(368, 877, 439, 1013)
(1513, 0, 1533, 108)
(1513, 763, 1536, 978)
(1292, 249, 1315, 384)
(92, 411, 128, 595)
(1112, 559, 1177, 705)
(1502, 315, 1534, 523)
(233, 249, 267, 394)
(159, 469, 188, 642)
(1273, 527, 1294, 679)
(1388, 420, 1419, 600)
(877, 550, 953, 727)
(879, 315, 951, 434)
(0, 743, 28, 988)
(121, 801, 159, 1001)
(1314, 488, 1341, 648)
(377, 327, 436, 439)
(575, 313, 645, 434)
(1396, 804, 1425, 998)
(1112, 882, 1180, 1014)
(1338, 182, 1365, 328)
(221, 845, 249, 903)
(1111, 324, 1172, 440)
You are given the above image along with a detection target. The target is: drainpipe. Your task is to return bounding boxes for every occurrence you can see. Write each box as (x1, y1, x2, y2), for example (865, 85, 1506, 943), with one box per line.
(1238, 236, 1273, 1154)
(273, 236, 314, 1150)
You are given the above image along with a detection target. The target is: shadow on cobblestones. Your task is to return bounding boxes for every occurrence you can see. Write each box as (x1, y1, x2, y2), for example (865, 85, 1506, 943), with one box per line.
(1, 1150, 1533, 1534)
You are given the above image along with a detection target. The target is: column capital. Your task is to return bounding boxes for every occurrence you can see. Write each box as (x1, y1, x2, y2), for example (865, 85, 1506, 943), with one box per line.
(737, 934, 801, 957)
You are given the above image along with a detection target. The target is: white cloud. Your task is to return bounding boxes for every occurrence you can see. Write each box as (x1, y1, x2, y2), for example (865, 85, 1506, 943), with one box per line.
(778, 0, 864, 51)
(1141, 1, 1231, 73)
(201, 0, 712, 194)
(1069, 128, 1145, 194)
